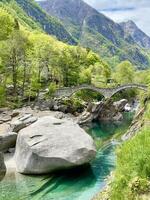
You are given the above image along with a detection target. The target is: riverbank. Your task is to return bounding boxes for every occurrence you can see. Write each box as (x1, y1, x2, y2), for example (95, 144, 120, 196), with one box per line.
(0, 103, 134, 200)
(93, 100, 150, 200)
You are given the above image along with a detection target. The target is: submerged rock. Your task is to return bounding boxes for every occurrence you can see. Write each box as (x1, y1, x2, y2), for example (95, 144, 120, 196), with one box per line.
(0, 152, 6, 181)
(15, 116, 96, 175)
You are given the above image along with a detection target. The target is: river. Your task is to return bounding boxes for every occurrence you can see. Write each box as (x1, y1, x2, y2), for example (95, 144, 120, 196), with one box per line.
(0, 112, 133, 200)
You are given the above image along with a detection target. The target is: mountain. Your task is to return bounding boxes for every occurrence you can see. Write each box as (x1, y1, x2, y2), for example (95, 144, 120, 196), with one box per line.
(0, 0, 76, 45)
(38, 0, 150, 69)
(38, 0, 124, 44)
(120, 20, 150, 49)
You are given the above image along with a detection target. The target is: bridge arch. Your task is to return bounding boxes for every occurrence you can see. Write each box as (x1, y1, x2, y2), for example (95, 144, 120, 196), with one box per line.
(54, 84, 147, 99)
(107, 84, 148, 98)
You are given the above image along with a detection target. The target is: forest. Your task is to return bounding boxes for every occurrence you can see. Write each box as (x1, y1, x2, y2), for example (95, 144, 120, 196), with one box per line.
(1, 6, 150, 108)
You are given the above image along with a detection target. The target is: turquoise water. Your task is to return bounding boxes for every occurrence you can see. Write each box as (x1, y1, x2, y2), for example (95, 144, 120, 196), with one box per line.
(0, 112, 133, 200)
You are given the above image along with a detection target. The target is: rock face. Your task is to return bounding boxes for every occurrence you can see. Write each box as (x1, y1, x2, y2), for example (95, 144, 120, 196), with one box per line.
(15, 116, 96, 174)
(0, 132, 17, 152)
(122, 108, 144, 141)
(0, 152, 6, 181)
(78, 99, 128, 124)
(120, 20, 150, 49)
(113, 99, 128, 112)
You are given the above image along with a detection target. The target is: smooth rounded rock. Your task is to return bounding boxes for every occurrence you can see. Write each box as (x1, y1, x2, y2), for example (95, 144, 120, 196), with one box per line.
(15, 116, 96, 175)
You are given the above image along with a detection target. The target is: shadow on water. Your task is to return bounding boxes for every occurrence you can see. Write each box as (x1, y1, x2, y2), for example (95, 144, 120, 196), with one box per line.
(29, 144, 116, 200)
(30, 165, 97, 198)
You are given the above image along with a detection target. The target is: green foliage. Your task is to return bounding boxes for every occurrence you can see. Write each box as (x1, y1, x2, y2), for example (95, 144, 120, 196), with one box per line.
(135, 70, 150, 86)
(48, 83, 57, 96)
(0, 0, 149, 108)
(0, 0, 76, 44)
(61, 97, 85, 114)
(15, 0, 76, 44)
(110, 103, 150, 200)
(91, 62, 111, 87)
(75, 90, 103, 102)
(79, 68, 92, 84)
(0, 6, 109, 106)
(112, 61, 135, 84)
(0, 8, 15, 40)
(0, 86, 6, 106)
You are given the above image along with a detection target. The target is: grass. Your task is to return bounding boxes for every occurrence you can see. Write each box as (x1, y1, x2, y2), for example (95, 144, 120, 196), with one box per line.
(110, 126, 150, 200)
(110, 103, 150, 200)
(94, 103, 150, 200)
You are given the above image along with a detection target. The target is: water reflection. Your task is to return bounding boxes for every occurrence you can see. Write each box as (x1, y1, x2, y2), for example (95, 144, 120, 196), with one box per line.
(30, 165, 96, 199)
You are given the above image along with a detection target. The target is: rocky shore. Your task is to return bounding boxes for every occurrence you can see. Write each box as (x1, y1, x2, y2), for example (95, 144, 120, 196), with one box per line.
(0, 98, 134, 179)
(92, 102, 144, 200)
(78, 99, 134, 124)
(0, 106, 96, 177)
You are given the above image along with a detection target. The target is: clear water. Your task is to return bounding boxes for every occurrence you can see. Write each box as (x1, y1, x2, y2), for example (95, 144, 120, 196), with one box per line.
(0, 112, 133, 200)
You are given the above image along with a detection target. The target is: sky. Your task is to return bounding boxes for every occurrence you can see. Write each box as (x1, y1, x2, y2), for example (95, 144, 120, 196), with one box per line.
(84, 0, 150, 36)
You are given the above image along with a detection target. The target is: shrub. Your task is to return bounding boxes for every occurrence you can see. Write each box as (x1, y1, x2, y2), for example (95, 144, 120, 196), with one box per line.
(48, 83, 57, 96)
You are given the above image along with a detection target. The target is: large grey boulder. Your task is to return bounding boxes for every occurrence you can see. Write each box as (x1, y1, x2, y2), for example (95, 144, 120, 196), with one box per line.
(15, 116, 96, 175)
(0, 132, 17, 152)
(0, 152, 6, 181)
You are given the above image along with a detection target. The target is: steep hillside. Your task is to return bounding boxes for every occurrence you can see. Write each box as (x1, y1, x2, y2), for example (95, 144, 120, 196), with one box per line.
(0, 4, 111, 107)
(38, 0, 150, 69)
(0, 0, 76, 45)
(120, 20, 150, 49)
(38, 0, 124, 44)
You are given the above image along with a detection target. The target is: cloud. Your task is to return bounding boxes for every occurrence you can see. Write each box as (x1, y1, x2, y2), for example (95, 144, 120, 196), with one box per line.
(84, 0, 149, 10)
(84, 0, 150, 36)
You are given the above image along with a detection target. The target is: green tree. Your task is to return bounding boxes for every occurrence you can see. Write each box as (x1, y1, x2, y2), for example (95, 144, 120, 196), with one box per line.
(0, 8, 14, 41)
(113, 61, 135, 84)
(1, 29, 29, 98)
(91, 62, 111, 86)
(57, 46, 80, 87)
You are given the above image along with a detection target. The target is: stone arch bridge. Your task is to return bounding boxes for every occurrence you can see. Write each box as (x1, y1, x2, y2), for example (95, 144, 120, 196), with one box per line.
(54, 84, 147, 99)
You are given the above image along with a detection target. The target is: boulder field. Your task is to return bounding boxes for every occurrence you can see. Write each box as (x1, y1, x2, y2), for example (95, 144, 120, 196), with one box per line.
(15, 116, 96, 175)
(78, 99, 130, 124)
